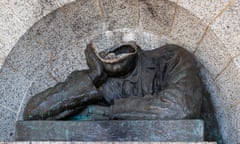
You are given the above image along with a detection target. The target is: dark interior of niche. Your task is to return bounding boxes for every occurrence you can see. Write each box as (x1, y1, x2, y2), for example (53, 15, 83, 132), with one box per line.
(201, 87, 223, 143)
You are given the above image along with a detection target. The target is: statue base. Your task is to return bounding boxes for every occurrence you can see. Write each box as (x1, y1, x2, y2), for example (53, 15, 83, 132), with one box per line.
(15, 120, 204, 141)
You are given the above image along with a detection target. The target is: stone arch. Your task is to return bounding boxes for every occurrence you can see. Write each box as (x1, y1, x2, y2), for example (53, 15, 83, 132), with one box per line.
(0, 0, 239, 143)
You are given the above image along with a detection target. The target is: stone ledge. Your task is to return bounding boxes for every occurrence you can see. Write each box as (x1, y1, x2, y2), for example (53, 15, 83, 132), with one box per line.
(15, 120, 204, 142)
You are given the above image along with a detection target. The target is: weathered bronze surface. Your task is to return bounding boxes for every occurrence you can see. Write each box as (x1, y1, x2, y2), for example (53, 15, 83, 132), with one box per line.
(16, 120, 204, 141)
(24, 42, 203, 120)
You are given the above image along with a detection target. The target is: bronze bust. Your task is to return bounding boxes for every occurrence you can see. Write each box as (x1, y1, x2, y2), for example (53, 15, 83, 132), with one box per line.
(24, 42, 203, 120)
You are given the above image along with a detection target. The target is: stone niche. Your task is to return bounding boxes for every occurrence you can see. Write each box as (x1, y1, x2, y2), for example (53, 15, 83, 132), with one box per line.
(0, 0, 239, 143)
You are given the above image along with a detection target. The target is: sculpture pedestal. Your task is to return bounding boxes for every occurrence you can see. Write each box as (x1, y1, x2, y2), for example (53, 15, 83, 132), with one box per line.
(15, 120, 204, 141)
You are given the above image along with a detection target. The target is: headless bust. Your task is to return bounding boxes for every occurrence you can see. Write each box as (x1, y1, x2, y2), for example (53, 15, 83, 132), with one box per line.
(24, 42, 203, 120)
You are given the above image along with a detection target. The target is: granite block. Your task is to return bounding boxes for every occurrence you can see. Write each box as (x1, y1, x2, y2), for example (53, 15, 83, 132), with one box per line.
(195, 30, 231, 78)
(91, 31, 124, 53)
(170, 6, 207, 52)
(0, 64, 30, 112)
(0, 105, 17, 141)
(0, 5, 26, 39)
(91, 29, 171, 51)
(58, 0, 76, 6)
(178, 0, 230, 24)
(5, 34, 51, 80)
(213, 60, 240, 144)
(0, 34, 10, 59)
(215, 60, 240, 108)
(155, 35, 199, 54)
(29, 9, 76, 57)
(46, 40, 88, 82)
(135, 31, 167, 50)
(90, 29, 172, 52)
(0, 28, 19, 62)
(101, 0, 139, 30)
(139, 0, 176, 35)
(225, 106, 240, 143)
(37, 0, 59, 12)
(0, 5, 27, 56)
(91, 29, 202, 53)
(6, 0, 40, 26)
(61, 0, 106, 39)
(0, 54, 5, 67)
(15, 120, 204, 141)
(7, 0, 59, 27)
(233, 55, 240, 69)
(214, 105, 240, 144)
(211, 0, 240, 57)
(120, 29, 138, 42)
(0, 38, 8, 67)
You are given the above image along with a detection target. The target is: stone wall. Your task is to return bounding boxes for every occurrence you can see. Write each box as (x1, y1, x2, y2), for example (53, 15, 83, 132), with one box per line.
(0, 0, 239, 143)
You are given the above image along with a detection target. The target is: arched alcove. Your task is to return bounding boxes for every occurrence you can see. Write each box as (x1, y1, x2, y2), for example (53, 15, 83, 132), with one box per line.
(0, 0, 239, 143)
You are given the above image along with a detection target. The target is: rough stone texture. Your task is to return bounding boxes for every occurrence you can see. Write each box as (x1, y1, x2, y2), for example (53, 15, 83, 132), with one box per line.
(0, 4, 27, 66)
(170, 6, 207, 53)
(61, 0, 106, 39)
(214, 60, 240, 143)
(101, 0, 139, 30)
(211, 0, 240, 57)
(5, 0, 59, 27)
(178, 0, 230, 24)
(90, 29, 170, 52)
(0, 4, 27, 48)
(195, 30, 231, 78)
(197, 49, 238, 144)
(228, 104, 240, 143)
(45, 40, 88, 82)
(234, 55, 240, 69)
(91, 31, 124, 53)
(58, 0, 76, 6)
(214, 104, 240, 144)
(5, 34, 51, 81)
(16, 120, 204, 141)
(135, 31, 164, 50)
(91, 29, 174, 51)
(0, 64, 30, 112)
(225, 105, 240, 143)
(0, 54, 4, 68)
(0, 106, 16, 141)
(0, 0, 63, 68)
(156, 34, 198, 51)
(215, 61, 240, 111)
(29, 9, 77, 57)
(139, 0, 176, 35)
(191, 2, 240, 141)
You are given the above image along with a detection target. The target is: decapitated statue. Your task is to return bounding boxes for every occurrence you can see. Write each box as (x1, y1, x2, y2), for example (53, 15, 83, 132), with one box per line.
(24, 42, 203, 120)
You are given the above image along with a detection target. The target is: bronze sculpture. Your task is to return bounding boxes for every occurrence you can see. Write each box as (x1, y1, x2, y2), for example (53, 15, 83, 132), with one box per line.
(24, 42, 203, 120)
